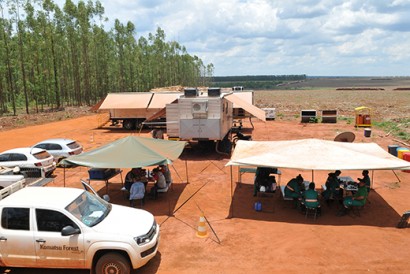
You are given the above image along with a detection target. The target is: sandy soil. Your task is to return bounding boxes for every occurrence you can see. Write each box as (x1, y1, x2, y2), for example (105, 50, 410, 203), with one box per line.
(1, 109, 410, 274)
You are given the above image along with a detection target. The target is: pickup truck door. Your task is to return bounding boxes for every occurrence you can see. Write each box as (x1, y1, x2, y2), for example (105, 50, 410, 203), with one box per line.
(34, 208, 85, 268)
(0, 207, 37, 267)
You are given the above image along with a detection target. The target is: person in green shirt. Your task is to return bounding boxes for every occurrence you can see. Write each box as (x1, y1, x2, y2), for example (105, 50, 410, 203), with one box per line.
(284, 174, 304, 199)
(303, 182, 321, 215)
(338, 180, 368, 216)
(358, 170, 371, 193)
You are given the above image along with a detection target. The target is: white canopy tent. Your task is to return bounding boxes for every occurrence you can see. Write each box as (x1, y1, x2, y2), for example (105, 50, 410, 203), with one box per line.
(227, 139, 410, 171)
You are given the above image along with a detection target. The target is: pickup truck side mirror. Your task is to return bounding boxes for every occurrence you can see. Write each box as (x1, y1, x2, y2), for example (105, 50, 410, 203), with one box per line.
(102, 194, 110, 202)
(61, 225, 81, 236)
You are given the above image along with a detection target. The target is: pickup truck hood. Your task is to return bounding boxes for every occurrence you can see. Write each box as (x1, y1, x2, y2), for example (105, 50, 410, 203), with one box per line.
(94, 204, 155, 236)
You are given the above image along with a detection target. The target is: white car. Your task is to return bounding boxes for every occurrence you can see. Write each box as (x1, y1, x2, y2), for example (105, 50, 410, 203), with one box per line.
(32, 138, 83, 162)
(0, 147, 56, 177)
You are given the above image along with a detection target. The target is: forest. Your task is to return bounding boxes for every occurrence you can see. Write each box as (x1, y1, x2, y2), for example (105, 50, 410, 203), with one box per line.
(0, 0, 214, 115)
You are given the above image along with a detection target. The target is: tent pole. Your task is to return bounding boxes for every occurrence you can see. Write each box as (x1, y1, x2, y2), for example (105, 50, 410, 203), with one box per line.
(63, 166, 66, 187)
(311, 170, 314, 182)
(392, 170, 401, 182)
(185, 160, 189, 183)
(230, 166, 233, 218)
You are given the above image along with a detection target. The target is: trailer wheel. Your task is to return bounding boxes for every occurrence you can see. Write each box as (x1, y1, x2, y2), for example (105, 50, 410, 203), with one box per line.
(95, 252, 130, 274)
(123, 119, 135, 130)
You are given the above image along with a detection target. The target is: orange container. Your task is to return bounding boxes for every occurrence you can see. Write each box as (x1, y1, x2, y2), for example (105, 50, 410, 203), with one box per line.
(356, 114, 363, 125)
(397, 148, 410, 159)
(403, 152, 410, 173)
(362, 114, 371, 125)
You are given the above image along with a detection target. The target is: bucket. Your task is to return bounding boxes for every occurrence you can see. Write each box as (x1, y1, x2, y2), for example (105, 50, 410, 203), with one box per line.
(403, 152, 410, 173)
(388, 144, 400, 156)
(402, 152, 410, 173)
(397, 147, 410, 159)
(364, 128, 371, 137)
(254, 201, 262, 212)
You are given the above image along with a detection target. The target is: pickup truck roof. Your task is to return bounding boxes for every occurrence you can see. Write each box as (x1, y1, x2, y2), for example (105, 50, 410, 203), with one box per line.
(0, 187, 83, 208)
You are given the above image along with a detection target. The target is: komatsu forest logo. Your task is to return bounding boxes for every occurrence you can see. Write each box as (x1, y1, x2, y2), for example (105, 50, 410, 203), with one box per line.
(39, 245, 80, 251)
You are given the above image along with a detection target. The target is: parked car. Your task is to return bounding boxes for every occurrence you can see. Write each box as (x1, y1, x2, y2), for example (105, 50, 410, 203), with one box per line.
(0, 147, 56, 177)
(32, 138, 83, 163)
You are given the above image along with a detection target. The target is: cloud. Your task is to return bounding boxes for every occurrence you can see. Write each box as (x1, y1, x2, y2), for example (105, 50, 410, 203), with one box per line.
(55, 0, 410, 76)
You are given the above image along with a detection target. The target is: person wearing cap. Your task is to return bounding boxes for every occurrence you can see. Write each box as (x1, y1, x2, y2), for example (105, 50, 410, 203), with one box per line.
(337, 179, 368, 216)
(322, 170, 342, 205)
(358, 170, 371, 193)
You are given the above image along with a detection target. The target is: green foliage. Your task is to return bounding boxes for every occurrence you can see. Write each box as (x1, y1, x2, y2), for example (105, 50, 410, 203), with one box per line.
(210, 75, 306, 90)
(0, 0, 211, 114)
(373, 118, 410, 142)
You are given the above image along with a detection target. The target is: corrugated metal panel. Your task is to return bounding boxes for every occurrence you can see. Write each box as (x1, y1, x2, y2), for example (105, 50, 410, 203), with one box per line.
(99, 93, 153, 109)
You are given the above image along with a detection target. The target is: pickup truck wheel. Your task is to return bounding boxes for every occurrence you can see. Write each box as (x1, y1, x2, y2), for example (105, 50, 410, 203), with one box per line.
(123, 119, 135, 130)
(95, 252, 131, 274)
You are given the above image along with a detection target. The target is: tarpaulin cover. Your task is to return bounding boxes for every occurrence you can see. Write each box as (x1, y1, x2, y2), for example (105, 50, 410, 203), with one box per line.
(62, 136, 186, 168)
(227, 138, 410, 170)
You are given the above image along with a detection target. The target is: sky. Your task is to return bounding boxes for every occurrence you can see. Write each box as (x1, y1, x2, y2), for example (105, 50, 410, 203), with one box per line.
(56, 0, 410, 77)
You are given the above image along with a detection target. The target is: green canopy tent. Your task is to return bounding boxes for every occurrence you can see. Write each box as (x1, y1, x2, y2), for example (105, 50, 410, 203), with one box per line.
(62, 135, 186, 168)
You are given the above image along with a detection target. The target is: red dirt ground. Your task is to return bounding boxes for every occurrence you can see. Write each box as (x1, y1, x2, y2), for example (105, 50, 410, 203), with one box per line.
(1, 111, 410, 274)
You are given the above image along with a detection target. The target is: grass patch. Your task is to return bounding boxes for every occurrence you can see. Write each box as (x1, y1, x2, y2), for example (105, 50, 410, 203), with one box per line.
(373, 118, 410, 142)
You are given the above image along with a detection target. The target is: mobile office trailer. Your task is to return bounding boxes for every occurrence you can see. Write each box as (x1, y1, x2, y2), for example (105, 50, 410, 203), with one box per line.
(166, 88, 233, 141)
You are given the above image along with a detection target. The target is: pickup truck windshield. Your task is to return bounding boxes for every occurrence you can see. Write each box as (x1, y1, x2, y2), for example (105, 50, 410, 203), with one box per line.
(66, 191, 111, 227)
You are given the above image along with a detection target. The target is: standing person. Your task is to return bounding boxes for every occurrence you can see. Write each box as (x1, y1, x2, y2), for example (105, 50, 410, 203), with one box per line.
(322, 170, 342, 205)
(358, 170, 371, 192)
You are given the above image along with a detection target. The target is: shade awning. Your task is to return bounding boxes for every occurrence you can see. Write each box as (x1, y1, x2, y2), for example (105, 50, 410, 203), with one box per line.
(225, 93, 266, 121)
(99, 93, 154, 109)
(62, 136, 186, 169)
(227, 138, 410, 171)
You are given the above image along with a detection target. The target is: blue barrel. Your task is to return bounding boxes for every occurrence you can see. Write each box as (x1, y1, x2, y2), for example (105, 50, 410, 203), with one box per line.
(388, 144, 399, 156)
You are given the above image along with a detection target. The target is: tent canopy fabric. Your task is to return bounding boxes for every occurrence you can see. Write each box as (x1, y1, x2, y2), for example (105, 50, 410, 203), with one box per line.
(99, 93, 153, 109)
(62, 136, 186, 169)
(227, 138, 410, 171)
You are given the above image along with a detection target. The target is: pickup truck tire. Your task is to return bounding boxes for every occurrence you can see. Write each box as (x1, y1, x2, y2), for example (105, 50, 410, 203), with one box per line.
(123, 119, 135, 130)
(95, 252, 131, 274)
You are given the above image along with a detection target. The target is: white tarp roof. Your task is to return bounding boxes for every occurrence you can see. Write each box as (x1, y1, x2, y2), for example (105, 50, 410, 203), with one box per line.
(227, 138, 410, 170)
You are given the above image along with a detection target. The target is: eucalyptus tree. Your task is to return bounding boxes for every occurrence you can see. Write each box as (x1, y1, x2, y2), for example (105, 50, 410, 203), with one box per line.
(8, 0, 30, 114)
(0, 1, 16, 114)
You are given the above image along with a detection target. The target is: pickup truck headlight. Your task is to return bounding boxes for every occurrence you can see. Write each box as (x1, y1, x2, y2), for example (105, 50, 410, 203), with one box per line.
(135, 220, 157, 246)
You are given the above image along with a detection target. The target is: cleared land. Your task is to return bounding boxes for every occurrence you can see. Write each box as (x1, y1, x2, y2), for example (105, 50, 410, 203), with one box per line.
(0, 77, 410, 274)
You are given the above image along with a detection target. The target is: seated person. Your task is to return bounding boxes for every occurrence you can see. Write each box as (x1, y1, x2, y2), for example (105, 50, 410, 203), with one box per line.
(302, 182, 321, 215)
(253, 167, 277, 196)
(358, 170, 371, 193)
(337, 180, 368, 216)
(322, 170, 342, 204)
(284, 174, 304, 200)
(129, 181, 145, 206)
(159, 164, 172, 185)
(149, 168, 167, 198)
(124, 168, 142, 191)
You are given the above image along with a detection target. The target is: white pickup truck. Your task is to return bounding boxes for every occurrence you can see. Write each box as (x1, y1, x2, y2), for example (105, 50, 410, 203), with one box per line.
(0, 181, 160, 273)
